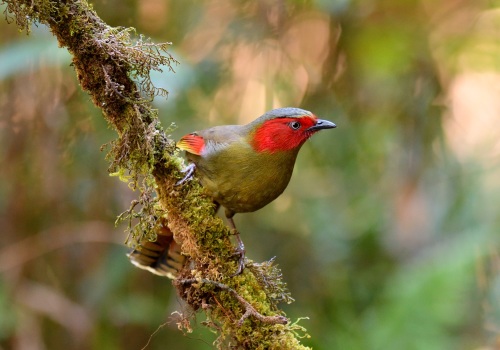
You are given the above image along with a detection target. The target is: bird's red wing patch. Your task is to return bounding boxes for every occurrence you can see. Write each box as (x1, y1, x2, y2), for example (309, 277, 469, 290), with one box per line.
(177, 133, 205, 155)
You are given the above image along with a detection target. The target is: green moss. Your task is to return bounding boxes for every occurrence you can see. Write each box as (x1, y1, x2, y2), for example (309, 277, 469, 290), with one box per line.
(3, 1, 311, 348)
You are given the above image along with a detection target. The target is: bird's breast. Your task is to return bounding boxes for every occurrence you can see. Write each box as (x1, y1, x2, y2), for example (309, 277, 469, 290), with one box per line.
(191, 145, 299, 214)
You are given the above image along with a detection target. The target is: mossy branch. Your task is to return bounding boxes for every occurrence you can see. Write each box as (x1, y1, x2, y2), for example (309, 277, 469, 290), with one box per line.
(2, 1, 310, 348)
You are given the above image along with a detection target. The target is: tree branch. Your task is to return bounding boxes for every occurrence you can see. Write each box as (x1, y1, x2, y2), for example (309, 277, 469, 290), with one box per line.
(2, 1, 310, 348)
(177, 278, 289, 326)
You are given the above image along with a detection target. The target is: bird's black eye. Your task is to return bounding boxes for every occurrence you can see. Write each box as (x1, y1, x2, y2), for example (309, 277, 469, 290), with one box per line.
(289, 121, 301, 130)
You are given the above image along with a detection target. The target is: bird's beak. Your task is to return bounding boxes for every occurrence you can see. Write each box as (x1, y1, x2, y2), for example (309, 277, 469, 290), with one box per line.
(307, 119, 337, 132)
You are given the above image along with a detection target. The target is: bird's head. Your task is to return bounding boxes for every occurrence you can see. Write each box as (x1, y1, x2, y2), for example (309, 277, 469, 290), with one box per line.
(249, 107, 336, 153)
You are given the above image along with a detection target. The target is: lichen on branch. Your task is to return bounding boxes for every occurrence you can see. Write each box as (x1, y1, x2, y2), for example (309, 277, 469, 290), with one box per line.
(2, 1, 312, 348)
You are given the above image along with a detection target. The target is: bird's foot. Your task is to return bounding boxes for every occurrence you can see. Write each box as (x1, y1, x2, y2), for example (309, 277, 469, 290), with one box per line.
(230, 231, 246, 276)
(176, 163, 196, 186)
(231, 247, 246, 276)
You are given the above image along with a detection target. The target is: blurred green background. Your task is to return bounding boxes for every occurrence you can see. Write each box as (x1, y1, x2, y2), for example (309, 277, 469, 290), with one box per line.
(1, 0, 500, 349)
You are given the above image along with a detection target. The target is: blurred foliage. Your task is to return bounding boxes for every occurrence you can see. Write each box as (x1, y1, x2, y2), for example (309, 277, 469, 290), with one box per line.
(1, 0, 500, 349)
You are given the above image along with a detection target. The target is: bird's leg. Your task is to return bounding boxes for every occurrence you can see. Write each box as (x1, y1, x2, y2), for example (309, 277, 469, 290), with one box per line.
(176, 163, 196, 186)
(226, 215, 246, 276)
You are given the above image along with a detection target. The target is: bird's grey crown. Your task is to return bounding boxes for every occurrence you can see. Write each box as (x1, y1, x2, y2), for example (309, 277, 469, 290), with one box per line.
(249, 107, 313, 127)
(266, 107, 312, 118)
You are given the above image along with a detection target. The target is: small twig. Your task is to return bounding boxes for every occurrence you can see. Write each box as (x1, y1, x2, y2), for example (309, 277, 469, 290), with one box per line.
(177, 278, 288, 327)
(140, 321, 168, 350)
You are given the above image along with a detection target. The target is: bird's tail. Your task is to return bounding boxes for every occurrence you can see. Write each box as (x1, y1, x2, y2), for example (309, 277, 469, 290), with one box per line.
(127, 221, 185, 279)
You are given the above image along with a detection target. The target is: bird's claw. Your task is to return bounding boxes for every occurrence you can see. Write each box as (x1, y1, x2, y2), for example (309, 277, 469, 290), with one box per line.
(230, 230, 246, 276)
(176, 163, 196, 186)
(230, 246, 246, 277)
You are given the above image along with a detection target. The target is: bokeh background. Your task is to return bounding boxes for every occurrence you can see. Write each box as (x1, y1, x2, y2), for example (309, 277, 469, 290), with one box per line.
(1, 0, 500, 349)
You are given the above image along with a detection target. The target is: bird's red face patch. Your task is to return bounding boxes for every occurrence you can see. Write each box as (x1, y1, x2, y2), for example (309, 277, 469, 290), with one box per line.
(252, 116, 318, 153)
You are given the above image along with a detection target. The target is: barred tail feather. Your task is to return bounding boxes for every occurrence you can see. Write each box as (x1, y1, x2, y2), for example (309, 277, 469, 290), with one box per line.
(127, 223, 185, 279)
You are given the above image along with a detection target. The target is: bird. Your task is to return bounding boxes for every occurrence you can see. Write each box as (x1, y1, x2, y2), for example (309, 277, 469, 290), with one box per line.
(176, 107, 336, 275)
